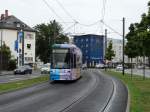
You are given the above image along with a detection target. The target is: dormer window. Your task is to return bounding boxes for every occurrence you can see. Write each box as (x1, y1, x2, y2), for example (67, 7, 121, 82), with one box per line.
(16, 23, 21, 28)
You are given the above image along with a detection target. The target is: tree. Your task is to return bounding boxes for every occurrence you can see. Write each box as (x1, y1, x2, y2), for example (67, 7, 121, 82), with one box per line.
(125, 1, 150, 62)
(105, 40, 115, 61)
(125, 1, 150, 78)
(0, 43, 14, 70)
(125, 23, 139, 58)
(34, 20, 69, 63)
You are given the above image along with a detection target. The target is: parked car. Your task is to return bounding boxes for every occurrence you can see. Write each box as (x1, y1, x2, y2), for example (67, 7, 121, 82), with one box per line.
(14, 65, 32, 75)
(95, 64, 105, 69)
(116, 65, 123, 71)
(41, 64, 50, 74)
(82, 64, 87, 69)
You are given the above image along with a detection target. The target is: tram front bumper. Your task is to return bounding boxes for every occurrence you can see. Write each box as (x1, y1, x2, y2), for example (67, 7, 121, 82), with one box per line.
(50, 75, 73, 81)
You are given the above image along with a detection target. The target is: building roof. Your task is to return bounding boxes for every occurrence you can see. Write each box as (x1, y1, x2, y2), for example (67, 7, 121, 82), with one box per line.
(52, 44, 77, 49)
(0, 15, 35, 32)
(74, 34, 104, 38)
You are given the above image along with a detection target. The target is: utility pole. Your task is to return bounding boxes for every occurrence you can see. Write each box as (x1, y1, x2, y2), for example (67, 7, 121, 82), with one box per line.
(122, 17, 125, 75)
(105, 29, 107, 55)
(105, 29, 107, 71)
(0, 29, 2, 71)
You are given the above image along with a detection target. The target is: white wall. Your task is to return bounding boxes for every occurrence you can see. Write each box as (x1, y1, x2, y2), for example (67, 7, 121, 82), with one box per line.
(107, 38, 128, 63)
(0, 29, 35, 65)
(24, 31, 35, 64)
(1, 29, 18, 58)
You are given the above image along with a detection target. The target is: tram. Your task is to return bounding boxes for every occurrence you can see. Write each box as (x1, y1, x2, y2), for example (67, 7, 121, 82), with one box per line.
(50, 44, 82, 81)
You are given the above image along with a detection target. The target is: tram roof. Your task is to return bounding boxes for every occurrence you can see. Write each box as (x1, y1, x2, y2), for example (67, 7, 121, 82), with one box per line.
(52, 44, 77, 49)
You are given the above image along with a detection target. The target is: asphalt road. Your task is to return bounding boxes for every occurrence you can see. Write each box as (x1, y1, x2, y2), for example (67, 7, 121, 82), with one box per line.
(0, 70, 43, 83)
(0, 69, 128, 112)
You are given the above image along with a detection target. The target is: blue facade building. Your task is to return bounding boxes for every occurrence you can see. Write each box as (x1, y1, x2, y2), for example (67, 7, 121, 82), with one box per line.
(74, 34, 105, 67)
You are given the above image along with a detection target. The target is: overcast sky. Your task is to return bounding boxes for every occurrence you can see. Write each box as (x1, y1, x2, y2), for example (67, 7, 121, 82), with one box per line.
(0, 0, 149, 38)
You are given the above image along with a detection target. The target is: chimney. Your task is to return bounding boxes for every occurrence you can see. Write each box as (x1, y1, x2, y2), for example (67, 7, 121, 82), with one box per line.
(5, 10, 8, 18)
(1, 14, 5, 20)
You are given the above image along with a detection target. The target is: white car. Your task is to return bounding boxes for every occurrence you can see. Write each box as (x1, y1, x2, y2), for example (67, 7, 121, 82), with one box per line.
(95, 64, 105, 69)
(41, 65, 50, 74)
(116, 65, 123, 71)
(82, 64, 87, 69)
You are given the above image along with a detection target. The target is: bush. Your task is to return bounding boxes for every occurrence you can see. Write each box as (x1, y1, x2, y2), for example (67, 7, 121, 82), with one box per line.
(7, 59, 17, 70)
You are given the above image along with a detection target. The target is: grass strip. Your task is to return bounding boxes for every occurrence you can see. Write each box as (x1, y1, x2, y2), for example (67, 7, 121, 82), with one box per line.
(0, 75, 49, 93)
(105, 70, 150, 112)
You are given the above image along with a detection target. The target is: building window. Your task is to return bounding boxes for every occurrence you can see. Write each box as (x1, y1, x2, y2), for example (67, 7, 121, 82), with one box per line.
(27, 44, 31, 49)
(86, 39, 88, 42)
(25, 33, 34, 39)
(25, 57, 33, 62)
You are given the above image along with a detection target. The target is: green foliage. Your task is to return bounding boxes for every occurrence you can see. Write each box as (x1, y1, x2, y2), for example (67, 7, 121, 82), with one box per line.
(34, 20, 69, 63)
(105, 40, 115, 61)
(7, 59, 17, 70)
(125, 24, 139, 58)
(125, 1, 150, 60)
(0, 43, 13, 70)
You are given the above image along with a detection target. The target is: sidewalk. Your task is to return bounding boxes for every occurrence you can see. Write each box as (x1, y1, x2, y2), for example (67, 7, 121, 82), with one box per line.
(112, 69, 150, 78)
(125, 69, 150, 78)
(0, 71, 13, 76)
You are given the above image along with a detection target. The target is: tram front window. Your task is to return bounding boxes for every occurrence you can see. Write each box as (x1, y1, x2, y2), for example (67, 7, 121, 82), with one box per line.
(52, 49, 71, 69)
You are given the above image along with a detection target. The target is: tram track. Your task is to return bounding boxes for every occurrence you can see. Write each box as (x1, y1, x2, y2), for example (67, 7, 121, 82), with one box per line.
(59, 70, 99, 112)
(61, 69, 116, 112)
(99, 73, 115, 112)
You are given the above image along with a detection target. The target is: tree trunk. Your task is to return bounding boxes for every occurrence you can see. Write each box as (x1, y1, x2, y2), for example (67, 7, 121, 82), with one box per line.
(148, 56, 150, 69)
(143, 56, 145, 80)
(131, 58, 133, 79)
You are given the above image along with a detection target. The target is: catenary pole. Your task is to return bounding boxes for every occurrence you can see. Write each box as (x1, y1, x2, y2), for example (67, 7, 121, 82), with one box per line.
(122, 17, 125, 75)
(105, 29, 107, 71)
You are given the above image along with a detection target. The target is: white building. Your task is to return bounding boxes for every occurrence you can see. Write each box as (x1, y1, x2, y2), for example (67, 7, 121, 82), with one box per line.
(107, 38, 128, 63)
(0, 10, 35, 67)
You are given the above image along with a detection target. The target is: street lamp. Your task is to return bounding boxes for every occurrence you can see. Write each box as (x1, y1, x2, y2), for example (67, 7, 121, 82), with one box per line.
(0, 21, 3, 71)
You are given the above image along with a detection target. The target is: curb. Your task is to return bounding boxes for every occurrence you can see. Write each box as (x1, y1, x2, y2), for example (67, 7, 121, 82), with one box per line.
(126, 85, 130, 112)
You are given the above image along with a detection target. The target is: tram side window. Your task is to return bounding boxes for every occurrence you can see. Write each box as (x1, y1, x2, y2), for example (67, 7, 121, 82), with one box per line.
(74, 54, 76, 68)
(70, 54, 76, 68)
(64, 52, 71, 67)
(70, 54, 73, 68)
(76, 56, 81, 67)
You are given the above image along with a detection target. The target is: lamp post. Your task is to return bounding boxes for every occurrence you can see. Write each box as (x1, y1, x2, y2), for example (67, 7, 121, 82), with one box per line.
(0, 21, 3, 71)
(0, 28, 2, 71)
(105, 29, 107, 71)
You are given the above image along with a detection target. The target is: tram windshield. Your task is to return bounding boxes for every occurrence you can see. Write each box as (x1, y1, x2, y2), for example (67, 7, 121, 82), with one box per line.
(52, 49, 76, 69)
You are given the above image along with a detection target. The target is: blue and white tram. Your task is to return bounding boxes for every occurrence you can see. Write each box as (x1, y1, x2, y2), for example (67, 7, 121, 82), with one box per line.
(50, 44, 82, 81)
